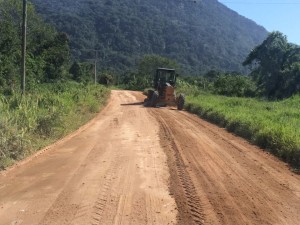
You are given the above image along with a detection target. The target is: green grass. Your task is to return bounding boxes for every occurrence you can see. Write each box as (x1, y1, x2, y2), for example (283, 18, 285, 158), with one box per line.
(0, 82, 109, 169)
(182, 90, 300, 169)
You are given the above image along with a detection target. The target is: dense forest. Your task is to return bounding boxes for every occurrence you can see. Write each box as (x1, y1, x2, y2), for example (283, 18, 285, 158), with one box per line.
(0, 0, 70, 89)
(30, 0, 268, 74)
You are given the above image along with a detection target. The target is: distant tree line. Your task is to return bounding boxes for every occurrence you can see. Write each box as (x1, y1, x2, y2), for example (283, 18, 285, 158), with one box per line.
(177, 32, 300, 99)
(70, 30, 300, 100)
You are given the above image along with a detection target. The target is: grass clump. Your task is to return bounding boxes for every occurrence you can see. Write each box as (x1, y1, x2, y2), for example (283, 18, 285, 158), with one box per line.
(184, 93, 300, 169)
(0, 82, 109, 169)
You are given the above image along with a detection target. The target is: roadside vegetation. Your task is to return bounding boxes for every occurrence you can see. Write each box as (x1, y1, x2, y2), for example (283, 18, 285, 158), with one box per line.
(0, 83, 109, 169)
(177, 32, 300, 169)
(181, 89, 300, 169)
(0, 1, 109, 169)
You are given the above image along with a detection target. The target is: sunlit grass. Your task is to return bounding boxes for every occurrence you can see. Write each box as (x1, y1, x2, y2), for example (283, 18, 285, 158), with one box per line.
(179, 82, 300, 169)
(0, 82, 109, 169)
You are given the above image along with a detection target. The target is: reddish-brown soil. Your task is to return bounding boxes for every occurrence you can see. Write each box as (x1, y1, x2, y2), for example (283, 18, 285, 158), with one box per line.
(0, 90, 299, 225)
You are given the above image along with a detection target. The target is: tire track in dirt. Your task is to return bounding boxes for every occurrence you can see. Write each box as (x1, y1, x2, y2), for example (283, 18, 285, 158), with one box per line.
(152, 106, 300, 225)
(0, 90, 177, 225)
(1, 90, 299, 225)
(37, 141, 118, 225)
(113, 154, 134, 225)
(152, 111, 205, 225)
(89, 150, 122, 225)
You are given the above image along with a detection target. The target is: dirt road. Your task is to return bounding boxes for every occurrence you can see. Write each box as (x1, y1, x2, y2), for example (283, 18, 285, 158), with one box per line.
(0, 90, 299, 225)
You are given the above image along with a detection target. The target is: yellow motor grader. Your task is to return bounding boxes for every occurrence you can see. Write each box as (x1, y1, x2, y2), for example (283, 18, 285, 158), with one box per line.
(144, 68, 185, 110)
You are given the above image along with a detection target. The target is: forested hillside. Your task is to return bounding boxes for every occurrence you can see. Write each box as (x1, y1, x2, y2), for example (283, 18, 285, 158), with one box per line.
(30, 0, 268, 74)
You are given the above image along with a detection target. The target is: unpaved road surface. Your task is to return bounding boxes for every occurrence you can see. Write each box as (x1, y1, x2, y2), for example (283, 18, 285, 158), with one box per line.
(0, 90, 300, 225)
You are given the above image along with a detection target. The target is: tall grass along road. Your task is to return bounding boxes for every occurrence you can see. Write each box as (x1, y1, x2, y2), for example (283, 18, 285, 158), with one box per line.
(184, 94, 300, 170)
(0, 82, 109, 169)
(0, 90, 299, 225)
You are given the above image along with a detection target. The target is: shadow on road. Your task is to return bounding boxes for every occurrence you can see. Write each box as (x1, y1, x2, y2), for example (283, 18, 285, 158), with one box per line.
(120, 102, 144, 106)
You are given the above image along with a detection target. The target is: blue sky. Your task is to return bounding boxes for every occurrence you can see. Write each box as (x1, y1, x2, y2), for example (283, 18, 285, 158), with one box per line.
(218, 0, 300, 45)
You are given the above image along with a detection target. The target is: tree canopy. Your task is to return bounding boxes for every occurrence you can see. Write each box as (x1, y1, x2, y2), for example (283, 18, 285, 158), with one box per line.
(243, 31, 300, 99)
(0, 0, 71, 92)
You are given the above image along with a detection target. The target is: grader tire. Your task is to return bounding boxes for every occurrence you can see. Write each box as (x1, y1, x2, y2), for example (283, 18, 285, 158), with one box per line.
(150, 91, 159, 107)
(177, 94, 185, 110)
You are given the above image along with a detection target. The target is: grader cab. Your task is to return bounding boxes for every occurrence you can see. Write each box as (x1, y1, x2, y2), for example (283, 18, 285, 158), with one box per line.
(144, 68, 185, 110)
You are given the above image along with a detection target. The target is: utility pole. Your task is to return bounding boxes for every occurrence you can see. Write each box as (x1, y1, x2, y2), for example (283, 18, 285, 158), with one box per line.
(71, 47, 101, 83)
(21, 0, 27, 95)
(94, 50, 97, 84)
